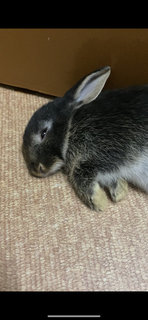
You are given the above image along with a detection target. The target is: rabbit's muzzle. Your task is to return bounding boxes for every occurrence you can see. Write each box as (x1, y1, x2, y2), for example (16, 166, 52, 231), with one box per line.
(30, 162, 50, 178)
(29, 158, 64, 178)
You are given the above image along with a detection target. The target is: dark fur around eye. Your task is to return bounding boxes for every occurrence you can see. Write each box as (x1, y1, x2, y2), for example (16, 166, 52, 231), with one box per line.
(41, 128, 48, 140)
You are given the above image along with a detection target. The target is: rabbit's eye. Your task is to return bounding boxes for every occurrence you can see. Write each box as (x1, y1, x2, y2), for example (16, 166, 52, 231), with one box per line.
(41, 128, 48, 140)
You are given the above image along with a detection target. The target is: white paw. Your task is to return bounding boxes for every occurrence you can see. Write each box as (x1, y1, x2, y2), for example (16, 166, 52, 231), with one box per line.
(110, 179, 128, 202)
(91, 182, 108, 211)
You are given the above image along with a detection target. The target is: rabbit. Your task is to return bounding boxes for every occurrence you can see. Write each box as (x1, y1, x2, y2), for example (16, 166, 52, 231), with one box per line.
(22, 66, 148, 211)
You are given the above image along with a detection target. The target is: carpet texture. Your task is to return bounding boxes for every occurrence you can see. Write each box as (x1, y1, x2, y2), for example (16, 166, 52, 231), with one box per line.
(0, 85, 148, 291)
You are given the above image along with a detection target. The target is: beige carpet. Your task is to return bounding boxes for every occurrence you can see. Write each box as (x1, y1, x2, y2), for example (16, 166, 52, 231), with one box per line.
(0, 85, 148, 291)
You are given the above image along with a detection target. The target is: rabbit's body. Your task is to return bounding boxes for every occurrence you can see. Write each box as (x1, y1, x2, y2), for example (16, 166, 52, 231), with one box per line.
(64, 86, 148, 188)
(22, 66, 148, 211)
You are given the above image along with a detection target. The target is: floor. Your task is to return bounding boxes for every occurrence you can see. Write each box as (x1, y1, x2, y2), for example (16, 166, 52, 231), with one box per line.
(0, 85, 148, 291)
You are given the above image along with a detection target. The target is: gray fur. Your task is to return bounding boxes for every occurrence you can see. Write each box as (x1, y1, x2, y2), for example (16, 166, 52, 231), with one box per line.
(22, 66, 148, 211)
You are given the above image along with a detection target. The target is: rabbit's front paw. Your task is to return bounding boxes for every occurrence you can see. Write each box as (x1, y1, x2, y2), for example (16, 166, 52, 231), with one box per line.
(91, 182, 108, 212)
(109, 179, 128, 202)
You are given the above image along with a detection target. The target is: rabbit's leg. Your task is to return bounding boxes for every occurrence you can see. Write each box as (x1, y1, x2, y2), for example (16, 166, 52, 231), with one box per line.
(108, 179, 128, 202)
(69, 163, 108, 211)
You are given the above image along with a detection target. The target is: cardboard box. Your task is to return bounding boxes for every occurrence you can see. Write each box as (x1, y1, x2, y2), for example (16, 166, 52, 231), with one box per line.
(0, 29, 148, 96)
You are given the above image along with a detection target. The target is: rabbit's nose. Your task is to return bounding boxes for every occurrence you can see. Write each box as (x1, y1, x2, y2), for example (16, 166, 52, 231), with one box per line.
(38, 163, 46, 174)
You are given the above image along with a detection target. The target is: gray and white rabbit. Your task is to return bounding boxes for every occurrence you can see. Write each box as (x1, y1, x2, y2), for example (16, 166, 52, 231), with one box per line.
(22, 66, 148, 211)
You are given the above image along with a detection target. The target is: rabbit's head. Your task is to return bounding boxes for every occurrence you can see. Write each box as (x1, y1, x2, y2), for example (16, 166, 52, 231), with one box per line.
(22, 98, 68, 177)
(22, 66, 111, 177)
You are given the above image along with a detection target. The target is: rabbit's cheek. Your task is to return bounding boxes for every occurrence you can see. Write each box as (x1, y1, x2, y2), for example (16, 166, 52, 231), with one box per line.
(47, 158, 64, 175)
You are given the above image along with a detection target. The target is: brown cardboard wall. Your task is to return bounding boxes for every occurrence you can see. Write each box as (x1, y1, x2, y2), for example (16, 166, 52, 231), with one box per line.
(0, 29, 148, 96)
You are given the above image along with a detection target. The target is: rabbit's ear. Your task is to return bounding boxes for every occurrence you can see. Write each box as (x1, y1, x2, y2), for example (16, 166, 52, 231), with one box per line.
(73, 66, 111, 107)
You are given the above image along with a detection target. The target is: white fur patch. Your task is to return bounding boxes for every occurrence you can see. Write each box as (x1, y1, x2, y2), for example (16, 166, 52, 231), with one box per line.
(48, 159, 64, 175)
(96, 151, 148, 193)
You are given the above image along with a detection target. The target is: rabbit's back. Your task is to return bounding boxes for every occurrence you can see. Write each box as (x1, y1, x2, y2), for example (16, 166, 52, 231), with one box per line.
(71, 85, 148, 134)
(68, 85, 148, 153)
